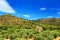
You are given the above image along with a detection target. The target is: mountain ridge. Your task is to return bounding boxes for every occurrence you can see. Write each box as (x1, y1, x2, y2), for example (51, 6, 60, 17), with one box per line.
(0, 14, 60, 29)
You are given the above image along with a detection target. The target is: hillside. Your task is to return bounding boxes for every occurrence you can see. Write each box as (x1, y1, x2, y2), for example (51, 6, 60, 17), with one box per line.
(0, 14, 33, 27)
(38, 18, 60, 25)
(0, 14, 60, 29)
(32, 18, 60, 29)
(0, 14, 60, 40)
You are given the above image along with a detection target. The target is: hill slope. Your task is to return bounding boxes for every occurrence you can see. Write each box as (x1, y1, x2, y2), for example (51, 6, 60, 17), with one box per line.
(34, 18, 60, 29)
(0, 14, 32, 27)
(0, 14, 60, 29)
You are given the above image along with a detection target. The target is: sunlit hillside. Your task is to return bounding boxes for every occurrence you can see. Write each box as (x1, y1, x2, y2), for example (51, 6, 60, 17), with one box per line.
(0, 14, 60, 40)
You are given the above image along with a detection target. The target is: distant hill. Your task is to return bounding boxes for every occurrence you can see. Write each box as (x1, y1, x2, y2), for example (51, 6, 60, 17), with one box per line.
(34, 18, 60, 29)
(36, 18, 60, 25)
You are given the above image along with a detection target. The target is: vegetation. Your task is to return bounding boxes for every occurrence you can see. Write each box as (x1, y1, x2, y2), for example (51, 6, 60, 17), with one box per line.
(0, 14, 60, 40)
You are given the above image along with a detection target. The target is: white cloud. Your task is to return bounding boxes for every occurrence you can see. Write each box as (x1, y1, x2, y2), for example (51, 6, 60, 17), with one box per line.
(0, 0, 16, 13)
(47, 16, 53, 18)
(40, 8, 46, 10)
(57, 12, 60, 14)
(23, 14, 30, 18)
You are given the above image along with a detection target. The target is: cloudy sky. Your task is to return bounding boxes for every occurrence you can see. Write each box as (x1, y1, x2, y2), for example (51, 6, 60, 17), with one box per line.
(0, 0, 60, 20)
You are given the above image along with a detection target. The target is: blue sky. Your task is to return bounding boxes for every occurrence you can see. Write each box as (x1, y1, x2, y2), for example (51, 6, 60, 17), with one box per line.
(0, 0, 60, 20)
